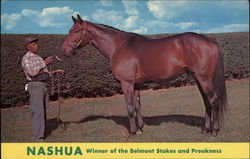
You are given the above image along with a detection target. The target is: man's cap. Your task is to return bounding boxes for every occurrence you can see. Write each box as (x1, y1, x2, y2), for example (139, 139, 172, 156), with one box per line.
(25, 36, 39, 44)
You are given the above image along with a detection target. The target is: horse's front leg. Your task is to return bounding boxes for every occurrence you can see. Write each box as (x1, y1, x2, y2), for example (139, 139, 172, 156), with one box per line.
(135, 90, 144, 133)
(121, 81, 137, 134)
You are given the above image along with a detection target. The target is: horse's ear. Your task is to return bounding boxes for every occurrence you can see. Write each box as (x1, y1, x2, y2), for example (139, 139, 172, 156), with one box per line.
(72, 16, 78, 24)
(77, 14, 83, 22)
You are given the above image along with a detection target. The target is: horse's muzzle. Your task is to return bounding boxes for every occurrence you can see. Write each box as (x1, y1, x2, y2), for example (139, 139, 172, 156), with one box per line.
(61, 47, 75, 57)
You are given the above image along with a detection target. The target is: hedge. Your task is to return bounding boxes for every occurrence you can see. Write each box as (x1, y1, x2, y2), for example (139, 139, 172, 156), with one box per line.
(1, 32, 249, 108)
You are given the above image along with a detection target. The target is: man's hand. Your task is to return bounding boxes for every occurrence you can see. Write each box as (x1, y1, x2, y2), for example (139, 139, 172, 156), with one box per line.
(52, 69, 65, 75)
(44, 56, 54, 65)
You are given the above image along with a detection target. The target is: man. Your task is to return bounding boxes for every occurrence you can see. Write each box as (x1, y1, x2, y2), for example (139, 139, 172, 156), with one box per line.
(22, 36, 64, 142)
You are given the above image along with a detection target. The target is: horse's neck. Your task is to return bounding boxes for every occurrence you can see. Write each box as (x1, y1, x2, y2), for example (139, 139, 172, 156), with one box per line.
(87, 23, 126, 59)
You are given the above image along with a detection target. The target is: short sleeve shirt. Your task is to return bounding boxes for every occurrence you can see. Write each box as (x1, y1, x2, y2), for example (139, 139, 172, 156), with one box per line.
(22, 51, 49, 81)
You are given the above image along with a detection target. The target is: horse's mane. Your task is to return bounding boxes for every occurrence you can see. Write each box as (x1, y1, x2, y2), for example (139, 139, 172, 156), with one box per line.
(87, 21, 213, 42)
(88, 21, 145, 38)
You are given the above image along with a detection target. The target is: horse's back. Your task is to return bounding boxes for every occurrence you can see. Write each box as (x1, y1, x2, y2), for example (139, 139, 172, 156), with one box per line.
(135, 33, 218, 80)
(112, 32, 219, 82)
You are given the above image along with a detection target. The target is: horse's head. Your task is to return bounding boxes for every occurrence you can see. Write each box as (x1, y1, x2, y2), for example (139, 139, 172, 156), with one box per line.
(61, 14, 90, 56)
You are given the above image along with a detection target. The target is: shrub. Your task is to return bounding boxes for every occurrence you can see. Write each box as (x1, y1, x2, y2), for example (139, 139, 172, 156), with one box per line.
(1, 32, 249, 108)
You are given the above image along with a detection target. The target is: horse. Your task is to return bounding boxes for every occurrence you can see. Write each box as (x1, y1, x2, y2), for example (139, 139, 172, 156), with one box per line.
(61, 14, 228, 136)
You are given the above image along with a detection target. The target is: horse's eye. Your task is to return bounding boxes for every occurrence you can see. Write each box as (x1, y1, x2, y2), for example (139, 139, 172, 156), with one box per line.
(74, 30, 80, 33)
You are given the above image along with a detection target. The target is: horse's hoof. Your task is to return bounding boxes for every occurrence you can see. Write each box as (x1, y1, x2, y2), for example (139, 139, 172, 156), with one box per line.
(129, 131, 137, 135)
(136, 129, 143, 135)
(201, 129, 211, 134)
(211, 130, 219, 137)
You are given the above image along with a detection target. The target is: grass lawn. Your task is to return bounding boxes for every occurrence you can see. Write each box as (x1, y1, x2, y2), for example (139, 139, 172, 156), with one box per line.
(1, 80, 249, 142)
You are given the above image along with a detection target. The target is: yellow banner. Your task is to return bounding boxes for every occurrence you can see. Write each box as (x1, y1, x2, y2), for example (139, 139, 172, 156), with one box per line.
(1, 143, 249, 159)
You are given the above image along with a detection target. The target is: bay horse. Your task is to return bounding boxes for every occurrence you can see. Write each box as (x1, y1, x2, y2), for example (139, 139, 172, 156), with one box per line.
(61, 14, 228, 136)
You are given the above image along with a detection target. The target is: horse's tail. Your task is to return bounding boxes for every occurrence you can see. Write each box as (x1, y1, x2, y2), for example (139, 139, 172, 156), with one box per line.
(213, 47, 228, 122)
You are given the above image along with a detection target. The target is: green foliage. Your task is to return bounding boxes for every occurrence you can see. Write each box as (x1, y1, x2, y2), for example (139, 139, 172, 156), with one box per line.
(1, 33, 249, 108)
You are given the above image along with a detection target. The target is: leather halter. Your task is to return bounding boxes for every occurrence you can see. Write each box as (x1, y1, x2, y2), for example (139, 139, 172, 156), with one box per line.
(77, 21, 91, 48)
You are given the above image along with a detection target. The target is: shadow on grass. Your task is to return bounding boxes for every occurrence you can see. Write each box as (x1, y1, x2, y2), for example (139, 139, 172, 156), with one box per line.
(45, 115, 204, 137)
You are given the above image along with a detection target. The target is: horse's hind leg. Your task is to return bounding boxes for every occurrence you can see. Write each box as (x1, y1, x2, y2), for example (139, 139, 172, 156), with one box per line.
(120, 81, 137, 134)
(135, 90, 144, 133)
(201, 81, 220, 136)
(193, 76, 220, 135)
(194, 78, 212, 133)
